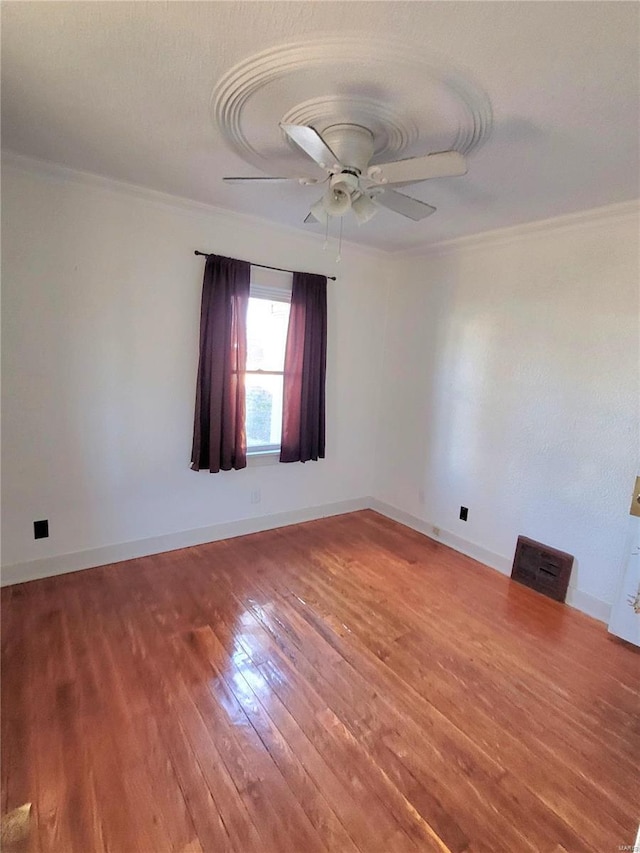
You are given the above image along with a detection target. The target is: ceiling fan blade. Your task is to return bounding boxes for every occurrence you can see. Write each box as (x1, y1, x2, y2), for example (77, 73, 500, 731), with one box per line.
(369, 151, 467, 185)
(280, 123, 342, 171)
(304, 212, 317, 224)
(375, 189, 436, 221)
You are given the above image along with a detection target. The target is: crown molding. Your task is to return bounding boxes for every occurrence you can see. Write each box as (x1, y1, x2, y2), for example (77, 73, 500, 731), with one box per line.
(4, 149, 637, 264)
(1, 149, 390, 263)
(395, 198, 640, 259)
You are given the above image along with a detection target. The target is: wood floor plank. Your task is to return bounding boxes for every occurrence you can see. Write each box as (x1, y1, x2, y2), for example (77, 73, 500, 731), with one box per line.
(174, 628, 331, 853)
(220, 537, 566, 853)
(2, 510, 638, 852)
(268, 528, 630, 850)
(277, 518, 638, 766)
(269, 541, 633, 836)
(107, 578, 259, 853)
(207, 541, 556, 853)
(193, 624, 361, 853)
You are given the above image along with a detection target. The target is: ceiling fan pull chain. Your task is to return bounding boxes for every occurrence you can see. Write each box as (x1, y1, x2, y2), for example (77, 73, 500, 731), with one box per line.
(336, 218, 343, 264)
(323, 213, 329, 250)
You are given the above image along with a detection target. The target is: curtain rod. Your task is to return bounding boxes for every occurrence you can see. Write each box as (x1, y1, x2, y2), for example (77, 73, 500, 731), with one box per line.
(194, 251, 337, 281)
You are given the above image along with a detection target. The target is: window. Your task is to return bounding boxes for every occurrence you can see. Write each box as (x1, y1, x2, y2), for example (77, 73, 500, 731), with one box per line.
(245, 282, 291, 454)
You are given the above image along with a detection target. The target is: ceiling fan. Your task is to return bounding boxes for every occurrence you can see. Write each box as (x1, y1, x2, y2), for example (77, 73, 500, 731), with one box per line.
(223, 122, 467, 225)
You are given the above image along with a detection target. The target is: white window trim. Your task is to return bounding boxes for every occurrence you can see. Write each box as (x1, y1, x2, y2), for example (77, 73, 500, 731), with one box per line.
(247, 441, 280, 455)
(246, 278, 292, 458)
(246, 449, 280, 466)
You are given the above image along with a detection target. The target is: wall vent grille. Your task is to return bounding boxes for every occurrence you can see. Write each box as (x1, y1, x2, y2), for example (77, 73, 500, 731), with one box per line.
(511, 536, 573, 602)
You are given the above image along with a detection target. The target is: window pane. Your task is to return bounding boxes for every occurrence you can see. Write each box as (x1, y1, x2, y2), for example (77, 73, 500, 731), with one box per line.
(246, 297, 290, 372)
(245, 373, 284, 448)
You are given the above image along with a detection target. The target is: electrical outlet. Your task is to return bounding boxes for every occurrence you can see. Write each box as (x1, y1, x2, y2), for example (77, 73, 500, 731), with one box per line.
(34, 519, 49, 539)
(250, 489, 261, 505)
(459, 506, 468, 521)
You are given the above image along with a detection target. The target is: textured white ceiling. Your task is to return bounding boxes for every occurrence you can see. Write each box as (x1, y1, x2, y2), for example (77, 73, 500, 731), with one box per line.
(2, 1, 638, 252)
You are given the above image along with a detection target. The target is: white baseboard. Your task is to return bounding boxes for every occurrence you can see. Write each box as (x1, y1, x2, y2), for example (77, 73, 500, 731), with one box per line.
(0, 497, 369, 587)
(369, 498, 611, 624)
(1, 495, 612, 624)
(369, 498, 512, 574)
(564, 587, 611, 624)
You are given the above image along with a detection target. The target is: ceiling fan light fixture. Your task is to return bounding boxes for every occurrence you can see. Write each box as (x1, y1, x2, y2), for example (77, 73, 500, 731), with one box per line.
(322, 184, 352, 217)
(351, 193, 378, 225)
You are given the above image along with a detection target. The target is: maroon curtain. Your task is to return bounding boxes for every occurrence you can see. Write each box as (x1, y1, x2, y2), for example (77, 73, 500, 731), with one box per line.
(191, 254, 250, 472)
(280, 272, 327, 463)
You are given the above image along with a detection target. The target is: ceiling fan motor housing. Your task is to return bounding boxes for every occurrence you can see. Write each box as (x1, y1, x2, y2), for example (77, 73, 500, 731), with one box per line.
(321, 124, 374, 174)
(330, 171, 359, 193)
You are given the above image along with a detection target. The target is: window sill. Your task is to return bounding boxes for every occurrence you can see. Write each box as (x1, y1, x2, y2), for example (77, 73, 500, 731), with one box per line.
(246, 450, 280, 467)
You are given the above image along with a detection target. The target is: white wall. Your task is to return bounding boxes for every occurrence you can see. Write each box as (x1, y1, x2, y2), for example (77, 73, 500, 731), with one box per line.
(1, 158, 391, 576)
(3, 155, 638, 624)
(374, 207, 640, 619)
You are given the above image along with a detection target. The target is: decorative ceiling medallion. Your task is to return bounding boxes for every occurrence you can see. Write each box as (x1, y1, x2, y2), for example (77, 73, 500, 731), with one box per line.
(212, 36, 492, 175)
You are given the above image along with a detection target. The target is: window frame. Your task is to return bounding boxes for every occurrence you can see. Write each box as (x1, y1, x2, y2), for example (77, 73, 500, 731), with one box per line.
(245, 280, 292, 458)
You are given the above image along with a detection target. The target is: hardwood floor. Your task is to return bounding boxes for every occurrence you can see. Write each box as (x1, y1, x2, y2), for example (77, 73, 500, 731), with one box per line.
(2, 510, 638, 853)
